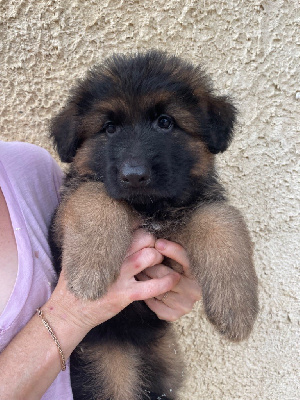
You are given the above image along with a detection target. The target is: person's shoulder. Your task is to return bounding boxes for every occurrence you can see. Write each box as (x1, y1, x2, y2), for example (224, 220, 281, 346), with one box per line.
(0, 141, 52, 163)
(0, 141, 62, 173)
(0, 141, 63, 185)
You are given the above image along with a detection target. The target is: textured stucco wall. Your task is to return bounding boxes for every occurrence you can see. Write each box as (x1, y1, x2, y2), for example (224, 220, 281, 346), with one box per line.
(1, 1, 299, 399)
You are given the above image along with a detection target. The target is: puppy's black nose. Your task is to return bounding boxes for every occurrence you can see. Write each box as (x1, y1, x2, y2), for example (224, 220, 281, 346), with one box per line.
(119, 163, 150, 188)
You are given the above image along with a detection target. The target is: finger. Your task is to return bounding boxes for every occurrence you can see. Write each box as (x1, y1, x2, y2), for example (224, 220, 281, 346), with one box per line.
(145, 291, 197, 321)
(135, 265, 180, 297)
(140, 265, 202, 302)
(137, 262, 201, 302)
(167, 271, 202, 299)
(136, 264, 181, 300)
(155, 239, 191, 276)
(126, 229, 156, 257)
(144, 298, 183, 322)
(130, 273, 180, 302)
(135, 271, 151, 282)
(122, 247, 164, 278)
(137, 264, 173, 280)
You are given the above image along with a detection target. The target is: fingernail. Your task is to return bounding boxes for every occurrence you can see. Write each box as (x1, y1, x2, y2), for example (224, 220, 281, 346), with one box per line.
(156, 239, 166, 251)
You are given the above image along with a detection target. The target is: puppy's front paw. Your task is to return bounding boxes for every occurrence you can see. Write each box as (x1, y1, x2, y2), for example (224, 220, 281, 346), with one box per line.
(62, 226, 132, 300)
(202, 275, 258, 341)
(55, 181, 136, 300)
(65, 263, 116, 300)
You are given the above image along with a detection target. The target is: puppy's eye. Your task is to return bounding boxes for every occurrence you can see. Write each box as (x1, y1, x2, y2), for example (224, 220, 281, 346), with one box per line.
(157, 115, 173, 130)
(104, 122, 117, 135)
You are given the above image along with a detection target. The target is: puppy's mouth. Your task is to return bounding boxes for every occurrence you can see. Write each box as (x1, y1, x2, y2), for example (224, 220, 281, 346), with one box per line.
(104, 168, 175, 206)
(106, 180, 171, 205)
(102, 159, 191, 207)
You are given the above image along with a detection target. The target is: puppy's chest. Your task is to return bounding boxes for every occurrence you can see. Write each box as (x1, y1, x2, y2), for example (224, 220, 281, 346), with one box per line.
(138, 208, 192, 238)
(141, 220, 172, 237)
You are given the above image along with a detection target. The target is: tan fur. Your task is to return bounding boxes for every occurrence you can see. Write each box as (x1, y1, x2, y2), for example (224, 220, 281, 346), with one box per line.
(187, 138, 215, 177)
(72, 143, 97, 175)
(54, 182, 137, 299)
(79, 342, 144, 400)
(139, 91, 173, 110)
(172, 203, 258, 341)
(76, 325, 183, 400)
(81, 99, 129, 136)
(79, 112, 107, 138)
(165, 104, 200, 135)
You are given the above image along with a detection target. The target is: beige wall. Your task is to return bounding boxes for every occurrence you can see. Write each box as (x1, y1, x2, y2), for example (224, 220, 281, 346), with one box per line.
(1, 1, 299, 399)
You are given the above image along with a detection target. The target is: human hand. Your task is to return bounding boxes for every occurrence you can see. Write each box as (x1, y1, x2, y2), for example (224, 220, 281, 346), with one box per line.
(49, 230, 181, 333)
(136, 239, 202, 322)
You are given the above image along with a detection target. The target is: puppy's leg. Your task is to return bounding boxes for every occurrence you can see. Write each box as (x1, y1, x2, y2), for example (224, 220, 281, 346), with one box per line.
(71, 325, 182, 400)
(53, 181, 137, 299)
(174, 203, 258, 341)
(141, 325, 184, 399)
(71, 341, 144, 400)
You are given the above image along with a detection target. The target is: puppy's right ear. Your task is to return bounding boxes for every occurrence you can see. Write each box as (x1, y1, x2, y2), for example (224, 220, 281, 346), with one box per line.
(50, 103, 82, 163)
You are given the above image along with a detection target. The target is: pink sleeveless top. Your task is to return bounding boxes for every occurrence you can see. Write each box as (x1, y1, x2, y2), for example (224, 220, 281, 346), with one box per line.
(0, 142, 73, 399)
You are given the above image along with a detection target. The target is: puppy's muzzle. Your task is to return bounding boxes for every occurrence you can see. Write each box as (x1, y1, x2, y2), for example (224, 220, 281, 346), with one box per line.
(119, 162, 151, 188)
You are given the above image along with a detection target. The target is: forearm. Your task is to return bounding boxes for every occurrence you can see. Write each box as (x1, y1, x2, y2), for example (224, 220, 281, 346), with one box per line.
(0, 300, 89, 400)
(0, 268, 126, 400)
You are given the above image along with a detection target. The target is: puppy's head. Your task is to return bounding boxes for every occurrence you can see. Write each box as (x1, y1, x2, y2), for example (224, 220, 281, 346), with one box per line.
(51, 51, 236, 205)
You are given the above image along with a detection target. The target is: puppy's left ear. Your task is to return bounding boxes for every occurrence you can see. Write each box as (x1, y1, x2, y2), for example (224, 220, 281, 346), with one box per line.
(201, 96, 237, 154)
(50, 103, 82, 163)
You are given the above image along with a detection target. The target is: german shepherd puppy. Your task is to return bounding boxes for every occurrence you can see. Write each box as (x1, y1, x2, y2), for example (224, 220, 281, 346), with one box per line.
(49, 51, 258, 400)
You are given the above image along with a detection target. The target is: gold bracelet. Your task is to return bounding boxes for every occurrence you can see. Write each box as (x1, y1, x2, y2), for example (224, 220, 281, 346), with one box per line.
(36, 308, 66, 371)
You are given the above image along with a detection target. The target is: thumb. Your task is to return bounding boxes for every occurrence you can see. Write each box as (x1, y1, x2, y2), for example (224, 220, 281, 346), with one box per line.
(130, 272, 180, 302)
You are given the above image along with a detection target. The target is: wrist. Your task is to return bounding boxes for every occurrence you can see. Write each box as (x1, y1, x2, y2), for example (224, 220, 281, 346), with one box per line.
(48, 270, 102, 331)
(41, 274, 99, 358)
(44, 271, 122, 343)
(40, 296, 90, 360)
